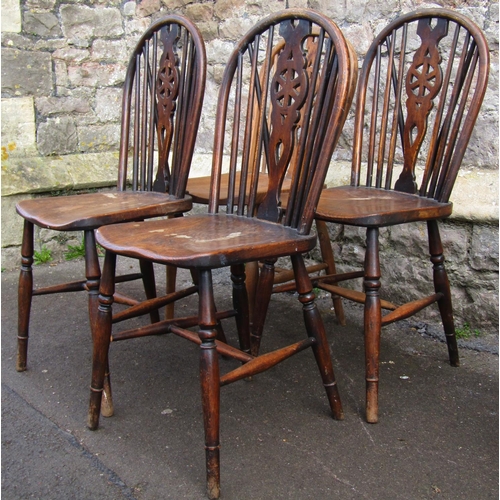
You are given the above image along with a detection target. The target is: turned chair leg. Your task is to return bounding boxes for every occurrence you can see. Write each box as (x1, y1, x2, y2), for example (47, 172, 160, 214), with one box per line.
(231, 264, 251, 354)
(139, 259, 160, 324)
(197, 270, 221, 499)
(363, 227, 382, 424)
(88, 250, 116, 430)
(84, 230, 114, 418)
(165, 264, 178, 320)
(17, 220, 34, 372)
(427, 220, 460, 367)
(291, 254, 344, 420)
(249, 258, 276, 357)
(244, 260, 259, 325)
(316, 220, 346, 326)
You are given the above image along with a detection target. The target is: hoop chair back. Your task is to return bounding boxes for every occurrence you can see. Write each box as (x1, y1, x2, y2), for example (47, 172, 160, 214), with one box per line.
(117, 15, 207, 197)
(351, 9, 489, 203)
(208, 10, 352, 235)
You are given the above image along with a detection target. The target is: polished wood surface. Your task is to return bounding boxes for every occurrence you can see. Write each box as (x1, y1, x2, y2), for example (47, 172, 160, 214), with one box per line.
(312, 9, 489, 423)
(315, 185, 452, 226)
(16, 15, 206, 423)
(97, 214, 316, 268)
(16, 192, 192, 230)
(89, 10, 353, 498)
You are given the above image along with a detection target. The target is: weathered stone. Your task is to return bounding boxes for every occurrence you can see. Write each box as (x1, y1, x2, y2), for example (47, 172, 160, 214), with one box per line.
(78, 124, 121, 152)
(123, 2, 137, 17)
(136, 0, 161, 18)
(60, 5, 123, 44)
(1, 195, 28, 248)
(1, 97, 37, 157)
(35, 96, 91, 116)
(214, 0, 246, 19)
(59, 5, 96, 42)
(1, 152, 120, 197)
(124, 18, 151, 36)
(37, 117, 78, 156)
(2, 0, 21, 33)
(54, 60, 70, 92)
(161, 0, 194, 9)
(1, 48, 52, 97)
(197, 21, 220, 42)
(67, 62, 126, 87)
(91, 39, 129, 63)
(52, 47, 90, 63)
(185, 3, 214, 22)
(219, 17, 256, 40)
(26, 0, 57, 10)
(470, 224, 499, 271)
(94, 88, 122, 122)
(23, 12, 62, 38)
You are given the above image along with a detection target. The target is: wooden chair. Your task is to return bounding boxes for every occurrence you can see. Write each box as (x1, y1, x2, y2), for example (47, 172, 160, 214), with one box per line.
(16, 15, 206, 415)
(180, 38, 358, 326)
(87, 9, 353, 498)
(309, 9, 490, 423)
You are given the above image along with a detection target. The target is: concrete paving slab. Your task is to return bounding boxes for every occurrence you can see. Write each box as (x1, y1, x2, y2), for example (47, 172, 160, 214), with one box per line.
(1, 259, 498, 499)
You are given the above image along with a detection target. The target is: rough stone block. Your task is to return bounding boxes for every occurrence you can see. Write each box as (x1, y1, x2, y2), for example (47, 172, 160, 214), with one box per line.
(185, 3, 214, 22)
(214, 0, 246, 19)
(470, 224, 499, 271)
(94, 88, 122, 122)
(52, 47, 90, 63)
(78, 124, 121, 152)
(91, 39, 130, 63)
(1, 0, 21, 33)
(35, 96, 91, 116)
(37, 117, 78, 156)
(1, 97, 37, 157)
(136, 0, 161, 17)
(68, 62, 126, 87)
(1, 48, 52, 97)
(1, 194, 30, 248)
(23, 12, 62, 38)
(60, 5, 123, 44)
(1, 152, 120, 197)
(26, 0, 57, 10)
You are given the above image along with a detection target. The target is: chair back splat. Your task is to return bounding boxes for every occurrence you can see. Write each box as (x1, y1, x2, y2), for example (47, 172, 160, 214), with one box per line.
(351, 9, 489, 203)
(209, 11, 351, 235)
(118, 15, 206, 197)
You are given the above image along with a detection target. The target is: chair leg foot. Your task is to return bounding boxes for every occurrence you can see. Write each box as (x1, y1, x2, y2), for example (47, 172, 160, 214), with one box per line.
(365, 381, 379, 424)
(16, 337, 28, 372)
(88, 388, 103, 430)
(100, 371, 114, 418)
(206, 448, 221, 500)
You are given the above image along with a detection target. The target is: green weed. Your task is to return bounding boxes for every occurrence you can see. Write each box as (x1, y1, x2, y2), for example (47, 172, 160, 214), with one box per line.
(64, 242, 86, 260)
(455, 322, 481, 339)
(34, 246, 52, 265)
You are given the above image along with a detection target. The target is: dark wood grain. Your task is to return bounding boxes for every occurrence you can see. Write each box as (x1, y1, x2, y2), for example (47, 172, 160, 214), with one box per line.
(89, 10, 353, 498)
(312, 9, 489, 424)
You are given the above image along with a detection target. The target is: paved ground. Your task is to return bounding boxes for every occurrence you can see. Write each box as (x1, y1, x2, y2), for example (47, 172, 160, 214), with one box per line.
(2, 258, 498, 499)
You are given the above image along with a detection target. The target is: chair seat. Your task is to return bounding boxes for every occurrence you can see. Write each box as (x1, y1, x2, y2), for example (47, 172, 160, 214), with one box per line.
(16, 192, 193, 231)
(314, 186, 453, 227)
(96, 213, 316, 269)
(187, 172, 293, 205)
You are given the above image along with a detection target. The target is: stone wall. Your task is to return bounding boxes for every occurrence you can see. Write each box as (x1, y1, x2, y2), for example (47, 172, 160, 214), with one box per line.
(1, 0, 498, 333)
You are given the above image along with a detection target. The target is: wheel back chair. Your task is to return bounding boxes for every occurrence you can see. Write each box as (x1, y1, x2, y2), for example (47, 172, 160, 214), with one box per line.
(16, 16, 206, 416)
(300, 9, 489, 423)
(172, 39, 358, 326)
(88, 9, 353, 498)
